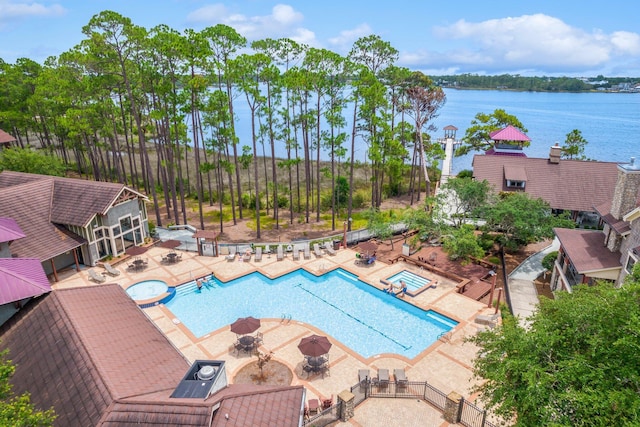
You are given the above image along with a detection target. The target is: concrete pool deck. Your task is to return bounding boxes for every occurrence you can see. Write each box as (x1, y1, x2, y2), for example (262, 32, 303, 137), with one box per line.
(52, 245, 496, 426)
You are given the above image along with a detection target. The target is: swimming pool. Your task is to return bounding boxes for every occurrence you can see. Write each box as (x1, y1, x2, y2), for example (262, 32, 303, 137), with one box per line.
(126, 280, 169, 300)
(386, 270, 433, 296)
(164, 269, 457, 359)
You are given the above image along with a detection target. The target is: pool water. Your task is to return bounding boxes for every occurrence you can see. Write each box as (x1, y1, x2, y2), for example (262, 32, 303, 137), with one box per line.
(127, 280, 169, 300)
(164, 269, 457, 359)
(386, 270, 432, 292)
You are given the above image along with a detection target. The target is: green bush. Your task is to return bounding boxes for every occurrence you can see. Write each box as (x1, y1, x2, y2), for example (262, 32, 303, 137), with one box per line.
(542, 251, 558, 271)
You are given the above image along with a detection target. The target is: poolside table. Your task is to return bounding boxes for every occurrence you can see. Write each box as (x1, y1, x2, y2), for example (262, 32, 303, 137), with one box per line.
(239, 335, 255, 353)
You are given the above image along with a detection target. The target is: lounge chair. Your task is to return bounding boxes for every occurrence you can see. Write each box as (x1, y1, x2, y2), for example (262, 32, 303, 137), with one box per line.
(226, 247, 236, 261)
(88, 269, 106, 283)
(325, 243, 336, 256)
(103, 262, 120, 276)
(313, 243, 323, 258)
(292, 246, 300, 260)
(277, 245, 284, 261)
(377, 368, 389, 388)
(303, 245, 311, 260)
(254, 247, 262, 262)
(394, 368, 407, 382)
(242, 249, 252, 262)
(358, 369, 370, 383)
(394, 368, 408, 390)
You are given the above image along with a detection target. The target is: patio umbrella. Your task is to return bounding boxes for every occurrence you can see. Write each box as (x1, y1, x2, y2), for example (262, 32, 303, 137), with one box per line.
(298, 334, 332, 357)
(230, 316, 261, 335)
(125, 245, 148, 256)
(158, 239, 182, 249)
(358, 240, 378, 256)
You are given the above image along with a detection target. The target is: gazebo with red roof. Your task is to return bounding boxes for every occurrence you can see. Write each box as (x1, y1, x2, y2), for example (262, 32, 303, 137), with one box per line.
(0, 129, 16, 149)
(485, 125, 530, 156)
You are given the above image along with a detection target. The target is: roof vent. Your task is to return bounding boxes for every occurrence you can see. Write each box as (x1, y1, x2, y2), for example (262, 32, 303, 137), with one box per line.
(171, 360, 227, 399)
(197, 365, 217, 381)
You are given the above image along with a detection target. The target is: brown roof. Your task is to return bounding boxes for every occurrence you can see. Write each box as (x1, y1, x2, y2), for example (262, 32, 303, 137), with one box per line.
(0, 171, 147, 228)
(0, 285, 304, 426)
(0, 179, 85, 260)
(554, 228, 622, 273)
(0, 129, 16, 145)
(473, 155, 619, 212)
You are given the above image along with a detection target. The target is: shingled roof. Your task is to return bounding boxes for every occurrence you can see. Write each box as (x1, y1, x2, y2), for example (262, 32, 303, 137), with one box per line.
(473, 155, 619, 212)
(0, 217, 26, 243)
(554, 228, 622, 273)
(0, 285, 304, 426)
(0, 258, 51, 305)
(0, 179, 85, 261)
(0, 171, 146, 227)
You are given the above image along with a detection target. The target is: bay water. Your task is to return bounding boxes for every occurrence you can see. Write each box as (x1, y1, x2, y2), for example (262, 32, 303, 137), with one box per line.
(226, 89, 640, 174)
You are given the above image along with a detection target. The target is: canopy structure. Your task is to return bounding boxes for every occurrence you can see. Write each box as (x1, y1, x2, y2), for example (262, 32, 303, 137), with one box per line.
(298, 334, 332, 357)
(230, 316, 261, 335)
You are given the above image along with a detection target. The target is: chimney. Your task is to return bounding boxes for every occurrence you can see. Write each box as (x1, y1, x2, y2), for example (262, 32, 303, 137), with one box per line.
(549, 143, 561, 164)
(610, 158, 640, 219)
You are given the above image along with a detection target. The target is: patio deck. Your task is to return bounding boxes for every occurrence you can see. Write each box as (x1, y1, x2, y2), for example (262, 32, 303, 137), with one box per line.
(51, 243, 497, 425)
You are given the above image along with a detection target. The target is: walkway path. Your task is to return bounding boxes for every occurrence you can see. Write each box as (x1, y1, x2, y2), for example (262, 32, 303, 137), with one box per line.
(507, 238, 559, 328)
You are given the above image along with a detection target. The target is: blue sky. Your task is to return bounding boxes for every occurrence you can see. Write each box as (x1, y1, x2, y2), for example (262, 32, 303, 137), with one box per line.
(1, 0, 639, 76)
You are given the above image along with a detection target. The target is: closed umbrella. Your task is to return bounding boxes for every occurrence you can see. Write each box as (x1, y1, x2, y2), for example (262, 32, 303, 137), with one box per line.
(230, 316, 261, 335)
(298, 334, 332, 357)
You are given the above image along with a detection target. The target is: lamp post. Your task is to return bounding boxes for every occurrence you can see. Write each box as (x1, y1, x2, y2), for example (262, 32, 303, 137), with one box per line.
(487, 270, 497, 309)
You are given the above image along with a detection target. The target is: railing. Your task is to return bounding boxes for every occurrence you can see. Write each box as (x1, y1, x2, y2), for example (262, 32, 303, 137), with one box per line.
(304, 379, 497, 427)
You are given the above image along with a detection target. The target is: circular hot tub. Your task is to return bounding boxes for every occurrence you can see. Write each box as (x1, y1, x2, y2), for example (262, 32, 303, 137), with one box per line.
(126, 279, 169, 301)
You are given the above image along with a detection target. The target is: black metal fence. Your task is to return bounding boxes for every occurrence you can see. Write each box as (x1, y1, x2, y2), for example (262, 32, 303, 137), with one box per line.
(303, 379, 497, 427)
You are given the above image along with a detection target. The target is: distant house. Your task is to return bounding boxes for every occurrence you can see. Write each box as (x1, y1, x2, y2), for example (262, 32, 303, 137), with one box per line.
(0, 171, 150, 280)
(0, 285, 305, 426)
(0, 128, 17, 149)
(551, 159, 640, 290)
(473, 139, 619, 218)
(0, 217, 51, 324)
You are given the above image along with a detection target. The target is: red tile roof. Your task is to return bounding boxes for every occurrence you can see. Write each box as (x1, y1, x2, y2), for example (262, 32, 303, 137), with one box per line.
(554, 228, 622, 273)
(473, 155, 619, 212)
(0, 129, 16, 145)
(0, 217, 26, 243)
(0, 285, 304, 426)
(489, 125, 530, 141)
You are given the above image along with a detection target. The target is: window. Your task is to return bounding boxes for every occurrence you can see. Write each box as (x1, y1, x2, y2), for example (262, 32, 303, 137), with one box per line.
(626, 254, 637, 273)
(506, 180, 525, 189)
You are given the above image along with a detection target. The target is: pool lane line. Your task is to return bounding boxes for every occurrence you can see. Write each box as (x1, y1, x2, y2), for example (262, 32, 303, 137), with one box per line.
(295, 283, 411, 351)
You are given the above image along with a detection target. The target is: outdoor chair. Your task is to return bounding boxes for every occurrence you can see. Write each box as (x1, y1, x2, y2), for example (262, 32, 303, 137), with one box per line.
(88, 269, 106, 283)
(313, 243, 323, 258)
(307, 399, 320, 415)
(395, 368, 408, 391)
(254, 247, 262, 262)
(103, 262, 120, 276)
(277, 245, 284, 261)
(303, 245, 311, 260)
(358, 369, 370, 383)
(377, 368, 389, 389)
(226, 247, 236, 261)
(292, 246, 300, 260)
(325, 243, 336, 256)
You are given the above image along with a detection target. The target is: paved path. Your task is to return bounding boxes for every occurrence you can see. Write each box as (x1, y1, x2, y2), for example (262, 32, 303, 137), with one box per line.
(507, 238, 559, 328)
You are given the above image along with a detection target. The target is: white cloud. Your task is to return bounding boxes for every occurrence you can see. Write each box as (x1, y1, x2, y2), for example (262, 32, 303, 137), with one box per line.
(0, 0, 65, 29)
(328, 23, 372, 52)
(186, 3, 315, 45)
(423, 13, 640, 75)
